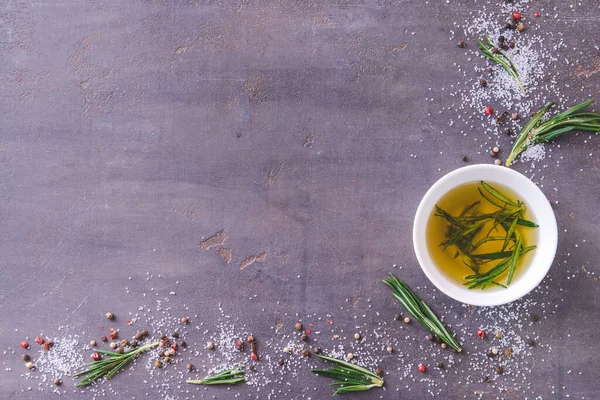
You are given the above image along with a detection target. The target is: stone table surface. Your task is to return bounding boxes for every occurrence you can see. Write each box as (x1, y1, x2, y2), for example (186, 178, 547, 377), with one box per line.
(1, 1, 599, 399)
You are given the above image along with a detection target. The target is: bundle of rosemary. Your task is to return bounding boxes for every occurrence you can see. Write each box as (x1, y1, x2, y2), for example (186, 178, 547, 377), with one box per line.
(312, 355, 384, 395)
(434, 181, 538, 289)
(506, 100, 600, 166)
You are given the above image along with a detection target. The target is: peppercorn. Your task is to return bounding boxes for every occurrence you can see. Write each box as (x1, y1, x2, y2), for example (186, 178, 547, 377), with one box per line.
(493, 146, 500, 153)
(100, 335, 107, 342)
(247, 335, 255, 343)
(164, 356, 172, 363)
(301, 349, 310, 357)
(441, 343, 447, 349)
(25, 361, 34, 369)
(129, 340, 138, 348)
(109, 330, 118, 340)
(394, 314, 401, 321)
(251, 352, 259, 361)
(494, 159, 502, 165)
(375, 367, 384, 376)
(20, 341, 29, 349)
(313, 347, 321, 354)
(504, 129, 513, 136)
(43, 341, 53, 351)
(504, 347, 513, 357)
(435, 361, 444, 369)
(134, 333, 144, 340)
(235, 339, 244, 350)
(53, 378, 61, 386)
(477, 329, 485, 338)
(531, 313, 540, 322)
(161, 338, 170, 347)
(166, 348, 176, 356)
(295, 322, 303, 331)
(418, 364, 426, 373)
(510, 21, 517, 30)
(181, 317, 189, 324)
(22, 354, 30, 362)
(278, 358, 285, 366)
(92, 352, 101, 361)
(527, 338, 536, 347)
(498, 35, 505, 43)
(249, 364, 255, 371)
(120, 339, 129, 347)
(105, 312, 114, 320)
(512, 11, 521, 20)
(495, 331, 503, 339)
(180, 341, 187, 348)
(517, 23, 525, 32)
(158, 351, 165, 357)
(462, 155, 468, 162)
(347, 353, 354, 360)
(486, 350, 495, 358)
(159, 334, 167, 340)
(511, 112, 519, 120)
(301, 333, 308, 342)
(509, 40, 515, 48)
(457, 40, 465, 48)
(504, 22, 513, 30)
(425, 334, 434, 342)
(491, 348, 499, 355)
(110, 342, 117, 349)
(387, 346, 393, 353)
(172, 332, 180, 339)
(491, 47, 499, 54)
(171, 343, 177, 350)
(487, 67, 493, 73)
(480, 79, 487, 87)
(496, 366, 504, 374)
(155, 360, 163, 368)
(283, 346, 291, 354)
(90, 340, 96, 347)
(116, 347, 124, 354)
(207, 342, 215, 350)
(186, 363, 194, 371)
(534, 12, 540, 18)
(35, 336, 44, 345)
(485, 106, 493, 115)
(403, 317, 411, 324)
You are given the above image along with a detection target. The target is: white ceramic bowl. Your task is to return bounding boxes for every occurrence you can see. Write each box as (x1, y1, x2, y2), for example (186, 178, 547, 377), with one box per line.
(413, 164, 558, 306)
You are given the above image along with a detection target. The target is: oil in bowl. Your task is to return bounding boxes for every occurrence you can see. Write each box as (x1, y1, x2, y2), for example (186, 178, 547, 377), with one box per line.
(426, 181, 538, 290)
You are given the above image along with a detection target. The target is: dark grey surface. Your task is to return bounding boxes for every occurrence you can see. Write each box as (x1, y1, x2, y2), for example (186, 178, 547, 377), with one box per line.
(1, 1, 599, 399)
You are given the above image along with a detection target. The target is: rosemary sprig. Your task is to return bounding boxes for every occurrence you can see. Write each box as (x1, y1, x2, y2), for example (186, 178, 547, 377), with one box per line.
(187, 365, 246, 385)
(478, 34, 525, 94)
(506, 100, 600, 166)
(382, 274, 462, 352)
(74, 341, 159, 387)
(434, 182, 537, 289)
(312, 354, 384, 395)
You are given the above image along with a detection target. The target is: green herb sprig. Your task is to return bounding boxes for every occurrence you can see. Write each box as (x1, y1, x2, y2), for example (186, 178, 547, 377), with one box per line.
(478, 34, 525, 94)
(74, 341, 159, 387)
(383, 274, 462, 352)
(506, 100, 600, 166)
(186, 365, 246, 385)
(434, 181, 538, 289)
(311, 354, 384, 395)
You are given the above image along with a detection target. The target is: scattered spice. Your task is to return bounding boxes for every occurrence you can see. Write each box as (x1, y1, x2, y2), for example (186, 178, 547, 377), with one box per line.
(105, 312, 114, 320)
(295, 322, 303, 331)
(418, 364, 426, 373)
(301, 333, 308, 342)
(90, 340, 96, 347)
(313, 346, 321, 354)
(496, 366, 504, 374)
(35, 336, 44, 345)
(354, 333, 361, 340)
(53, 378, 61, 386)
(301, 349, 310, 357)
(386, 346, 393, 353)
(25, 361, 34, 369)
(100, 335, 107, 342)
(346, 352, 354, 360)
(155, 359, 163, 368)
(435, 361, 444, 369)
(485, 106, 494, 115)
(457, 40, 465, 48)
(247, 335, 255, 343)
(375, 367, 384, 376)
(403, 317, 411, 324)
(477, 329, 486, 338)
(512, 11, 521, 20)
(207, 342, 215, 350)
(181, 317, 189, 324)
(495, 331, 503, 339)
(91, 352, 101, 361)
(20, 341, 29, 349)
(504, 347, 513, 357)
(186, 363, 194, 371)
(21, 354, 30, 362)
(109, 342, 117, 349)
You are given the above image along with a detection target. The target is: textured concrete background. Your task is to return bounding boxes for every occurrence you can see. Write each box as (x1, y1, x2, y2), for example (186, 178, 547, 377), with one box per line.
(1, 0, 599, 399)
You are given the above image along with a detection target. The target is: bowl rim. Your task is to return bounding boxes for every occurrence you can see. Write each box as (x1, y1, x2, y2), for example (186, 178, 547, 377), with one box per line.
(412, 164, 558, 306)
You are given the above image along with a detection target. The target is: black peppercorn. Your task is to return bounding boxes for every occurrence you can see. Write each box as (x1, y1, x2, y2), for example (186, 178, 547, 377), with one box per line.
(496, 366, 504, 374)
(180, 341, 187, 348)
(504, 128, 513, 136)
(301, 333, 308, 342)
(462, 155, 468, 162)
(509, 41, 515, 48)
(375, 367, 384, 376)
(313, 347, 321, 354)
(435, 361, 444, 369)
(487, 67, 493, 73)
(172, 332, 180, 339)
(278, 358, 285, 366)
(480, 79, 487, 87)
(457, 40, 465, 48)
(394, 314, 401, 321)
(187, 363, 194, 371)
(498, 35, 505, 43)
(531, 313, 540, 321)
(491, 47, 499, 54)
(21, 354, 30, 362)
(527, 338, 536, 347)
(301, 349, 310, 357)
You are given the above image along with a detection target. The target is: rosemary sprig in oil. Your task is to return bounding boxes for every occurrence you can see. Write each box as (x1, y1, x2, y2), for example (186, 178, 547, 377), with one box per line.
(74, 341, 159, 387)
(383, 274, 462, 352)
(506, 100, 600, 166)
(434, 181, 538, 289)
(312, 354, 384, 395)
(186, 365, 246, 385)
(478, 34, 525, 94)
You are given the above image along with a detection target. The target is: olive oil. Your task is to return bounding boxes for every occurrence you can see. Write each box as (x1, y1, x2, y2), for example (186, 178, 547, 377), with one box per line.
(426, 181, 538, 289)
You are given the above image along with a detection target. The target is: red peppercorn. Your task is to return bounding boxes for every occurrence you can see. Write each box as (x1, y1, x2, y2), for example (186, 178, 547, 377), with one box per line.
(512, 11, 521, 20)
(250, 352, 258, 361)
(534, 12, 540, 18)
(305, 329, 311, 335)
(171, 343, 177, 350)
(42, 341, 53, 351)
(235, 339, 243, 350)
(35, 336, 44, 345)
(418, 364, 426, 373)
(485, 106, 493, 115)
(20, 341, 29, 349)
(477, 329, 486, 338)
(91, 352, 101, 361)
